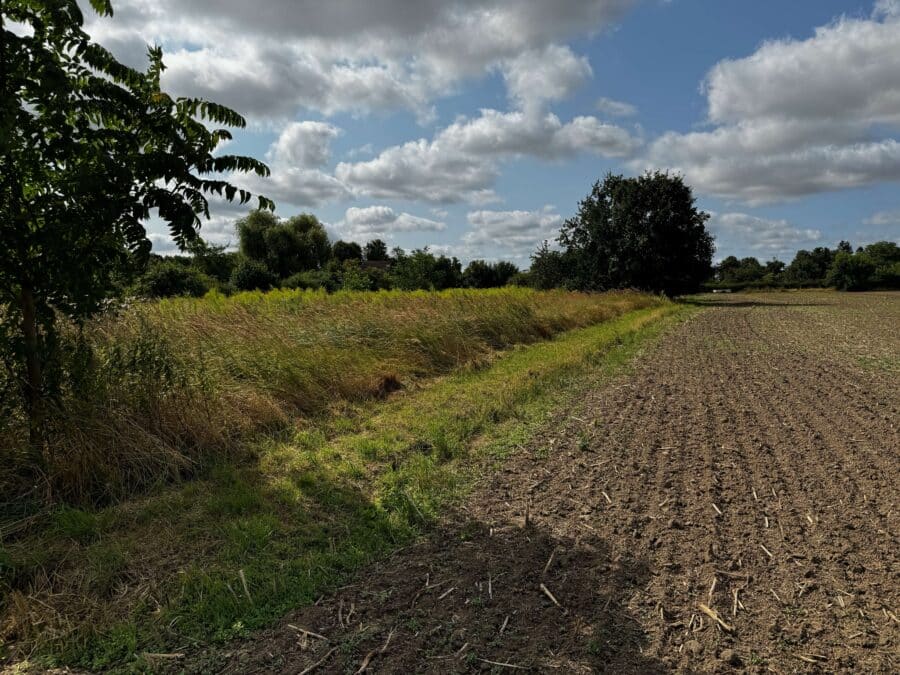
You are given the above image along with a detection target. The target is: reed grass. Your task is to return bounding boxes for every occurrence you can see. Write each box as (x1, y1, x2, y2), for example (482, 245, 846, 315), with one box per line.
(3, 288, 659, 503)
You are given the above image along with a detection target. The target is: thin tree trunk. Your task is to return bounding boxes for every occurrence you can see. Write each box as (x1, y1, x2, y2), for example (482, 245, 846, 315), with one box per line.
(19, 284, 47, 469)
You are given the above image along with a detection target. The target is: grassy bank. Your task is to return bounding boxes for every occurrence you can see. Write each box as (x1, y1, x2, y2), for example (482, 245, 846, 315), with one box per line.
(1, 291, 691, 669)
(1, 288, 659, 504)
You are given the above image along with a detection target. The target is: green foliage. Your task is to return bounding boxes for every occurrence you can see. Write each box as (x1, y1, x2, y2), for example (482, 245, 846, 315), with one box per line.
(364, 239, 390, 261)
(282, 269, 339, 292)
(187, 239, 236, 282)
(0, 0, 271, 473)
(863, 241, 900, 270)
(716, 256, 766, 284)
(390, 248, 463, 290)
(555, 172, 713, 295)
(237, 211, 331, 278)
(230, 259, 276, 292)
(340, 261, 375, 291)
(784, 247, 836, 285)
(135, 260, 211, 298)
(52, 507, 100, 543)
(528, 242, 571, 290)
(706, 241, 899, 291)
(827, 253, 876, 291)
(332, 240, 363, 263)
(462, 260, 520, 288)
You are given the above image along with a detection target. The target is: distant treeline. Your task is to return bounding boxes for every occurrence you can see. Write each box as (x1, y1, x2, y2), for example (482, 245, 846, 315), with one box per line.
(706, 241, 900, 292)
(128, 210, 522, 298)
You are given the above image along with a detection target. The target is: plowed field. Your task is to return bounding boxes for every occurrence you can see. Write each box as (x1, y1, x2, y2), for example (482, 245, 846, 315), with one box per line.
(181, 292, 899, 674)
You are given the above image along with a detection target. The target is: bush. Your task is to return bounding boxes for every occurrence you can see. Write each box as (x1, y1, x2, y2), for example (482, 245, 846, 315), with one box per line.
(282, 269, 338, 292)
(826, 252, 876, 291)
(136, 261, 211, 298)
(340, 262, 375, 291)
(230, 259, 276, 291)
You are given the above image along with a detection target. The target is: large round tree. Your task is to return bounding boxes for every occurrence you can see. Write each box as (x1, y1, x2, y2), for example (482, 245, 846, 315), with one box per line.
(557, 172, 713, 295)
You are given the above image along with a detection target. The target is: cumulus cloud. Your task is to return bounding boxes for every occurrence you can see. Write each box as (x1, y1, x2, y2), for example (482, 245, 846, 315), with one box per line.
(502, 44, 592, 111)
(333, 205, 446, 241)
(251, 122, 350, 207)
(462, 206, 564, 257)
(83, 0, 636, 121)
(637, 6, 900, 204)
(708, 212, 822, 261)
(336, 109, 638, 203)
(268, 121, 341, 168)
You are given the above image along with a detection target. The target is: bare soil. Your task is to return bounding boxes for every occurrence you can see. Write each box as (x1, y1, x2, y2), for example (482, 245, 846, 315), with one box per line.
(177, 292, 899, 674)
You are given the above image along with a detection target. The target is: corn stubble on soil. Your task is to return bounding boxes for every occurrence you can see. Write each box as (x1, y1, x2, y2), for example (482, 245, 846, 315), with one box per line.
(183, 293, 898, 674)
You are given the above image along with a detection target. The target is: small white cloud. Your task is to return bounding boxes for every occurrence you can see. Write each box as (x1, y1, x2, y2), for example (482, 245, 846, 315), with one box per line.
(463, 206, 564, 256)
(595, 96, 637, 117)
(334, 205, 446, 241)
(708, 212, 822, 260)
(864, 209, 900, 226)
(502, 44, 592, 111)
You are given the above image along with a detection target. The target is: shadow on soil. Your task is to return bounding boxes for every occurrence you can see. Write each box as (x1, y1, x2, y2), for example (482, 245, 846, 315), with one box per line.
(196, 510, 668, 674)
(680, 297, 826, 308)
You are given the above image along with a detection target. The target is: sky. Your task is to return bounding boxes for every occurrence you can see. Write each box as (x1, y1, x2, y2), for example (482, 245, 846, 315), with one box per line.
(81, 0, 900, 265)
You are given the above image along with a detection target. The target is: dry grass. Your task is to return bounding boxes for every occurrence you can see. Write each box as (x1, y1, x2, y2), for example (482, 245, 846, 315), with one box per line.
(1, 288, 659, 505)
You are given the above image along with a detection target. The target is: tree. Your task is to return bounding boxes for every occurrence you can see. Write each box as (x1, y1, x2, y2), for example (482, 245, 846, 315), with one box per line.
(364, 239, 390, 261)
(556, 172, 713, 295)
(390, 248, 463, 290)
(236, 211, 331, 278)
(136, 260, 211, 298)
(187, 238, 235, 282)
(463, 260, 520, 288)
(714, 256, 765, 284)
(1, 1, 272, 464)
(231, 259, 276, 291)
(463, 260, 496, 288)
(332, 240, 363, 263)
(827, 252, 875, 291)
(237, 210, 278, 262)
(785, 247, 835, 285)
(528, 242, 570, 290)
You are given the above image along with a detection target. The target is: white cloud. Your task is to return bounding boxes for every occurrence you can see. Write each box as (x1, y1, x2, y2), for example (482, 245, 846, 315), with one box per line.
(864, 209, 900, 226)
(83, 0, 637, 121)
(595, 96, 637, 117)
(502, 44, 592, 111)
(463, 206, 564, 257)
(268, 121, 341, 168)
(250, 122, 351, 207)
(336, 109, 637, 203)
(638, 7, 900, 204)
(334, 205, 446, 241)
(708, 212, 822, 260)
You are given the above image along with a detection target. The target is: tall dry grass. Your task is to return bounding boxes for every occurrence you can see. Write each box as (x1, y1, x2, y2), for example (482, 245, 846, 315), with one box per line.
(1, 288, 660, 503)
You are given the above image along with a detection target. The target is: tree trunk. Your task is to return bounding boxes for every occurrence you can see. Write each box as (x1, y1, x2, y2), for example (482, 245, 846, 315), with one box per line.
(19, 284, 47, 469)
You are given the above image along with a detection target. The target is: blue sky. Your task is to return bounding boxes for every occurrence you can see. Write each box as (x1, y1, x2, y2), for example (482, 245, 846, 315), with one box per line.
(83, 0, 900, 265)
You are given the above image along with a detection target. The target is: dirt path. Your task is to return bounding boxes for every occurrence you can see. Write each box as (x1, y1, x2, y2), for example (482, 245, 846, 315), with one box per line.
(183, 293, 899, 674)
